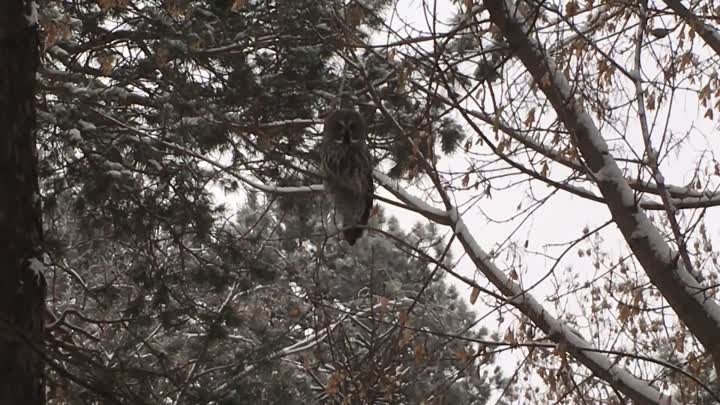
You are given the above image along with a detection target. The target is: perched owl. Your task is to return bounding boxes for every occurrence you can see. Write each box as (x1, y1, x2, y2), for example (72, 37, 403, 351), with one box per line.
(320, 109, 374, 245)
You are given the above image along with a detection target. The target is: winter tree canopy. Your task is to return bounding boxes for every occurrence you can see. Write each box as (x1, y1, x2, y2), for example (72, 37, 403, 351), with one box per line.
(23, 0, 720, 404)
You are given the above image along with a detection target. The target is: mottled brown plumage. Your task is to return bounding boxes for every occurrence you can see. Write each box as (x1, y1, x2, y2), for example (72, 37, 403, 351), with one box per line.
(319, 109, 374, 245)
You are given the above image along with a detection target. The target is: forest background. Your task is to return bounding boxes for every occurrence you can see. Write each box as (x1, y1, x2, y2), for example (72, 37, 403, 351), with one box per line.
(1, 0, 720, 404)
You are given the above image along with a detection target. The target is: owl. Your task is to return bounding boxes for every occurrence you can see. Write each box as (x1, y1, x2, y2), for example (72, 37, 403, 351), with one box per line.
(320, 109, 374, 245)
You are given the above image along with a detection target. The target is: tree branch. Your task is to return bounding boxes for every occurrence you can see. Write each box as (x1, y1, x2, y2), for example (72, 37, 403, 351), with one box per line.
(483, 0, 720, 392)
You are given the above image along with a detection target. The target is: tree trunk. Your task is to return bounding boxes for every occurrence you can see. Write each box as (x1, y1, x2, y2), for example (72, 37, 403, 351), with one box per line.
(0, 1, 47, 404)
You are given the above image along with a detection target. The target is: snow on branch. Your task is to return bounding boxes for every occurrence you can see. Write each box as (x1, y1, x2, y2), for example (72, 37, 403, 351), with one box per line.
(408, 77, 720, 210)
(90, 109, 702, 404)
(92, 108, 323, 195)
(373, 171, 450, 225)
(662, 0, 720, 56)
(26, 1, 39, 26)
(375, 170, 677, 405)
(217, 297, 415, 391)
(483, 0, 720, 393)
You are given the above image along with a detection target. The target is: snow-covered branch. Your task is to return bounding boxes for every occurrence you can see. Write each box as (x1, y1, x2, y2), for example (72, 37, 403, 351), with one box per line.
(375, 170, 678, 405)
(483, 0, 720, 393)
(216, 297, 415, 391)
(661, 0, 720, 56)
(410, 78, 720, 210)
(92, 108, 324, 195)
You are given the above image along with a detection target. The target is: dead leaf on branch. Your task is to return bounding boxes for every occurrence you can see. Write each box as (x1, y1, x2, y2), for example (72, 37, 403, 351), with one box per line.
(540, 161, 549, 177)
(674, 331, 685, 353)
(231, 0, 248, 12)
(704, 107, 714, 121)
(504, 328, 515, 344)
(646, 92, 656, 110)
(469, 286, 480, 304)
(398, 309, 408, 326)
(44, 22, 73, 49)
(414, 343, 426, 364)
(454, 349, 474, 364)
(99, 55, 115, 75)
(398, 328, 413, 347)
(565, 1, 579, 16)
(524, 108, 536, 126)
(347, 3, 365, 28)
(98, 0, 131, 10)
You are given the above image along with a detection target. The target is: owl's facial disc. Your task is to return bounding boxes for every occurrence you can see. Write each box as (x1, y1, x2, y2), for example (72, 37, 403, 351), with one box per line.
(339, 120, 353, 144)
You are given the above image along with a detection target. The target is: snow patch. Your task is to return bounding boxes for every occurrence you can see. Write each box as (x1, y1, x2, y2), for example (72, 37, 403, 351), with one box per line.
(375, 171, 447, 222)
(28, 257, 45, 286)
(106, 86, 130, 100)
(67, 128, 82, 142)
(26, 1, 39, 26)
(181, 117, 204, 126)
(148, 159, 163, 171)
(591, 163, 617, 182)
(105, 161, 124, 171)
(78, 120, 96, 131)
(629, 211, 674, 264)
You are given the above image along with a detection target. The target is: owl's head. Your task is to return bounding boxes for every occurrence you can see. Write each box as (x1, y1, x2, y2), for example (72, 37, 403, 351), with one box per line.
(323, 109, 367, 145)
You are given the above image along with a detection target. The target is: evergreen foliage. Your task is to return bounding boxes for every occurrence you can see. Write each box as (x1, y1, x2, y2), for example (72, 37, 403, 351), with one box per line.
(37, 1, 505, 404)
(46, 192, 508, 404)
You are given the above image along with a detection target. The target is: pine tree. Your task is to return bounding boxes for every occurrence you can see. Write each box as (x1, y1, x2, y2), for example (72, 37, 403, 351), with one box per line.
(46, 189, 509, 404)
(36, 0, 508, 403)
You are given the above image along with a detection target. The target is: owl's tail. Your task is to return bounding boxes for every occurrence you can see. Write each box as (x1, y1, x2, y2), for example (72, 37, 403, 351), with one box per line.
(343, 178, 374, 246)
(343, 227, 364, 246)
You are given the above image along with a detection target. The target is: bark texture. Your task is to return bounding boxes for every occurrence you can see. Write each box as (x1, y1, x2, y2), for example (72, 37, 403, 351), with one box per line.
(0, 1, 47, 404)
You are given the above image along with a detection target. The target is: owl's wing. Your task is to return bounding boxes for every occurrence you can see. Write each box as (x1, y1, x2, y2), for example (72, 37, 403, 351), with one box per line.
(358, 171, 374, 227)
(342, 170, 374, 245)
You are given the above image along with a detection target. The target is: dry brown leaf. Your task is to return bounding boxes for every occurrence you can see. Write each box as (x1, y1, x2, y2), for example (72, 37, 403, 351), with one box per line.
(399, 329, 413, 347)
(99, 55, 115, 75)
(326, 371, 342, 396)
(524, 108, 536, 126)
(504, 328, 515, 344)
(98, 0, 130, 10)
(288, 305, 302, 318)
(540, 161, 549, 177)
(414, 343, 426, 364)
(398, 309, 408, 326)
(646, 92, 656, 110)
(469, 286, 480, 304)
(348, 4, 365, 27)
(454, 349, 473, 363)
(231, 0, 248, 12)
(98, 0, 115, 10)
